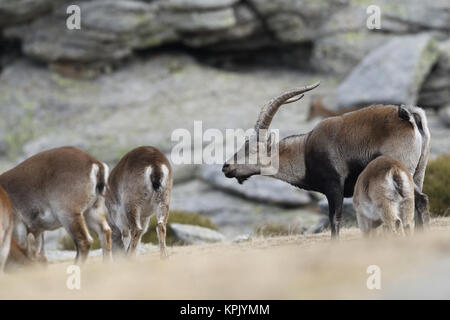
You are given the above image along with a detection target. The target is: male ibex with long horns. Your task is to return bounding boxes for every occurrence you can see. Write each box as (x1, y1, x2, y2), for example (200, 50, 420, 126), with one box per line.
(222, 82, 430, 238)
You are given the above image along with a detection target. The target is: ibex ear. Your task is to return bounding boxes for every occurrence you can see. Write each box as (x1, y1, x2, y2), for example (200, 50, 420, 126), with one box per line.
(26, 233, 38, 258)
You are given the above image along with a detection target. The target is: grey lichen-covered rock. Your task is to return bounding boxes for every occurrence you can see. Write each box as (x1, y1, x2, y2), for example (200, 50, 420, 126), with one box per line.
(249, 0, 346, 42)
(312, 31, 393, 75)
(378, 0, 450, 33)
(311, 4, 393, 75)
(181, 3, 263, 48)
(0, 53, 322, 164)
(439, 105, 450, 128)
(5, 0, 176, 63)
(0, 0, 58, 28)
(266, 13, 310, 43)
(199, 164, 311, 207)
(311, 0, 450, 75)
(161, 0, 239, 11)
(337, 34, 440, 108)
(169, 223, 226, 244)
(163, 7, 237, 33)
(418, 40, 450, 108)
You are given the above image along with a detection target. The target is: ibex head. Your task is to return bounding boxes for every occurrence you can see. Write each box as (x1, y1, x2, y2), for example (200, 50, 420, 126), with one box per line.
(222, 82, 320, 184)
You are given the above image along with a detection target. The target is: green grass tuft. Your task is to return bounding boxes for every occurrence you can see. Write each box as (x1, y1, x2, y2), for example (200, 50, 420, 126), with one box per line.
(141, 210, 217, 246)
(424, 154, 450, 216)
(253, 222, 304, 238)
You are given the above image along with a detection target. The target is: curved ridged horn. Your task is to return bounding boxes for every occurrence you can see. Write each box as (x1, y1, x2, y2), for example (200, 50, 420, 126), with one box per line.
(254, 81, 320, 132)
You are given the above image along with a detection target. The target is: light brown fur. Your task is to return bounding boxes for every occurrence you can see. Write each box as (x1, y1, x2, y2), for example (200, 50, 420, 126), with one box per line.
(353, 156, 415, 236)
(0, 146, 112, 264)
(105, 146, 173, 259)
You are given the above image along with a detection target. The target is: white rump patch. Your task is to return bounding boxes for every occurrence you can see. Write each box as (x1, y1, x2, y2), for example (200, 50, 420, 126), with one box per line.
(90, 164, 100, 196)
(160, 164, 169, 188)
(102, 162, 110, 183)
(144, 164, 169, 191)
(144, 166, 153, 190)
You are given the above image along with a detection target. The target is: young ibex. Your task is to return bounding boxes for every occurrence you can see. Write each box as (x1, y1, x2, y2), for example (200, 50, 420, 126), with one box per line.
(306, 96, 360, 121)
(0, 146, 112, 264)
(105, 146, 173, 259)
(222, 83, 431, 238)
(353, 155, 429, 236)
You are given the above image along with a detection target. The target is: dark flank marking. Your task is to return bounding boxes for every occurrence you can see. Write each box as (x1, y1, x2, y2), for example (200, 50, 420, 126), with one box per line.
(302, 150, 340, 194)
(96, 182, 105, 195)
(412, 113, 424, 134)
(96, 163, 106, 195)
(344, 153, 381, 197)
(397, 105, 410, 122)
(150, 168, 162, 190)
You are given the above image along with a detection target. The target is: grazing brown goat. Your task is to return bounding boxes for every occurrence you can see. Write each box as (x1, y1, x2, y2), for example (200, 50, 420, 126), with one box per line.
(0, 146, 112, 264)
(1, 186, 45, 272)
(105, 146, 173, 259)
(353, 155, 426, 236)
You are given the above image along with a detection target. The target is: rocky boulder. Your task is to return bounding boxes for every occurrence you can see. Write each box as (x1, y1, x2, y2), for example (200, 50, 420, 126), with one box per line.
(169, 223, 226, 244)
(439, 105, 450, 128)
(0, 0, 57, 28)
(418, 40, 450, 109)
(312, 0, 450, 76)
(5, 1, 174, 64)
(337, 34, 440, 108)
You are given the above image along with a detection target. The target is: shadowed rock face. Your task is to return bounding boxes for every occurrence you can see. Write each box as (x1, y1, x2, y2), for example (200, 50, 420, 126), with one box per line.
(337, 34, 440, 108)
(0, 0, 448, 74)
(0, 0, 57, 28)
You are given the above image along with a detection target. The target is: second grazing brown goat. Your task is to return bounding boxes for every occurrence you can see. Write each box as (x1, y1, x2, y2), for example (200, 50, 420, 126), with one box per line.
(353, 155, 429, 237)
(105, 146, 173, 259)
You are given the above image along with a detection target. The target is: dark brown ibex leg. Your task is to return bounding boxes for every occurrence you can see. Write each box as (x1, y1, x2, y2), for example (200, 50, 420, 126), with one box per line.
(126, 206, 143, 257)
(414, 187, 430, 230)
(326, 187, 344, 239)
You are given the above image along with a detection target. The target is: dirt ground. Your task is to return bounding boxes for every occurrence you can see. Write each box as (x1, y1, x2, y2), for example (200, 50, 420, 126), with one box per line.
(2, 217, 450, 300)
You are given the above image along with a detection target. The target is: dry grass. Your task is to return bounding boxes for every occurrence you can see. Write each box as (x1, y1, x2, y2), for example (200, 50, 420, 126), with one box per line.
(2, 218, 450, 299)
